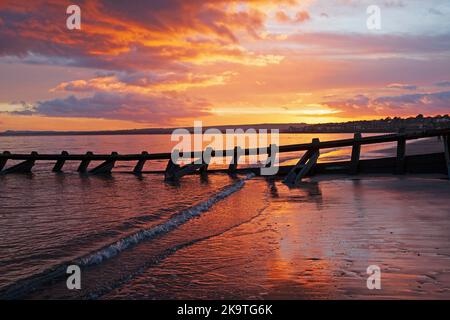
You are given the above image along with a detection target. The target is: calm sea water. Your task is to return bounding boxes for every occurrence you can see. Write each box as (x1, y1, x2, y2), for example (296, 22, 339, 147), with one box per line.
(0, 133, 402, 298)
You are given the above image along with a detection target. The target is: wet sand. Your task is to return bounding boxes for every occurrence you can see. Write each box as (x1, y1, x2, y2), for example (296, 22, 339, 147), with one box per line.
(101, 137, 450, 300)
(367, 136, 445, 157)
(100, 175, 450, 300)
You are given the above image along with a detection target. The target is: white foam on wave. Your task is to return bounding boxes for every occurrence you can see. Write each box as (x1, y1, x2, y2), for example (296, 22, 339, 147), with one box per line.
(0, 173, 256, 299)
(77, 173, 255, 266)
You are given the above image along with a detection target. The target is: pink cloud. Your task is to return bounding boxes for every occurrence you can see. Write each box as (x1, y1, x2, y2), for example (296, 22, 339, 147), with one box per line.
(323, 91, 450, 117)
(11, 92, 211, 124)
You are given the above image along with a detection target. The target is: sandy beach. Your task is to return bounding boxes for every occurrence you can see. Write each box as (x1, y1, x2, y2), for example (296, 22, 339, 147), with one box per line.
(366, 136, 445, 157)
(98, 138, 450, 300)
(91, 173, 448, 300)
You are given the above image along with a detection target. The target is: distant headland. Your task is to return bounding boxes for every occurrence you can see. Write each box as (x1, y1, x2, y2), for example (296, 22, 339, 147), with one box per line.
(1, 114, 449, 137)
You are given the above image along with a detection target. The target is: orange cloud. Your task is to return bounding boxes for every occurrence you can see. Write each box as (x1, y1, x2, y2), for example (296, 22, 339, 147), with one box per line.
(1, 0, 450, 130)
(0, 0, 292, 70)
(51, 71, 238, 94)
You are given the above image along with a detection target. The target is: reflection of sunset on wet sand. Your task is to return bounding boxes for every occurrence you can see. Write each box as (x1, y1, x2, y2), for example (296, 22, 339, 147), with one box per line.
(93, 176, 450, 300)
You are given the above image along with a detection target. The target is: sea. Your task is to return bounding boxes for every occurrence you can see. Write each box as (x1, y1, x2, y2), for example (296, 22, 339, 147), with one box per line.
(0, 133, 406, 298)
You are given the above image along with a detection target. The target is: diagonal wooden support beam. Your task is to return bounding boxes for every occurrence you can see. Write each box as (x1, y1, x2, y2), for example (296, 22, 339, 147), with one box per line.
(164, 160, 180, 180)
(133, 151, 149, 175)
(165, 148, 213, 181)
(283, 138, 320, 185)
(173, 162, 205, 179)
(283, 149, 312, 185)
(1, 151, 37, 174)
(165, 149, 181, 181)
(89, 152, 118, 175)
(77, 151, 93, 173)
(0, 151, 11, 171)
(52, 151, 69, 172)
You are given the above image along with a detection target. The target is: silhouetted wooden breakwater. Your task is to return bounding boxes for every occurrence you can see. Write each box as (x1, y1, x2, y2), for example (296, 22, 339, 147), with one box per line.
(1, 128, 449, 184)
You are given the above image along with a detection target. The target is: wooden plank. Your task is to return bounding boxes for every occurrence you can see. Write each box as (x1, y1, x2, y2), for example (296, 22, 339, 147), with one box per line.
(349, 133, 362, 174)
(52, 151, 69, 172)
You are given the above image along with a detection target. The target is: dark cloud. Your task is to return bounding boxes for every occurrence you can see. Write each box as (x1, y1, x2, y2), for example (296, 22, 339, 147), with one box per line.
(324, 91, 450, 117)
(324, 94, 370, 112)
(289, 32, 450, 56)
(435, 80, 450, 87)
(9, 92, 211, 124)
(387, 83, 418, 90)
(374, 91, 450, 110)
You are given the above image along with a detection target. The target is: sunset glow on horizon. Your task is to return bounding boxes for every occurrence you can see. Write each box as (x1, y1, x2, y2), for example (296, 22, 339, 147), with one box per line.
(1, 0, 449, 131)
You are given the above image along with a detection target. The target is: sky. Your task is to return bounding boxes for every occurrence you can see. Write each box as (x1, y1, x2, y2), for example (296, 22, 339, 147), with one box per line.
(0, 0, 449, 131)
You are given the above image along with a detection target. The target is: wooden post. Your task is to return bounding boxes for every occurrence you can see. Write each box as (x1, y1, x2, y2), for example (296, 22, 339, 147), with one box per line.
(349, 133, 362, 174)
(444, 135, 450, 179)
(264, 144, 277, 168)
(133, 151, 148, 175)
(0, 151, 11, 171)
(395, 129, 406, 174)
(199, 147, 213, 174)
(1, 151, 37, 174)
(228, 146, 241, 173)
(89, 152, 118, 175)
(52, 151, 69, 172)
(77, 151, 93, 173)
(165, 149, 181, 181)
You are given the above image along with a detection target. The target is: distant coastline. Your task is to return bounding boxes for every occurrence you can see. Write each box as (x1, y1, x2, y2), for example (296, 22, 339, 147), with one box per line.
(1, 114, 449, 137)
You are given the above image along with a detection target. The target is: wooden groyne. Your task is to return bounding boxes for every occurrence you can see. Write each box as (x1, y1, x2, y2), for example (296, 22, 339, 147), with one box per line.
(1, 128, 449, 184)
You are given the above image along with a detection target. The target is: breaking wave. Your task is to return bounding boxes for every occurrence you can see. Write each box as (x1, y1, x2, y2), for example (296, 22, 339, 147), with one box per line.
(0, 173, 255, 299)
